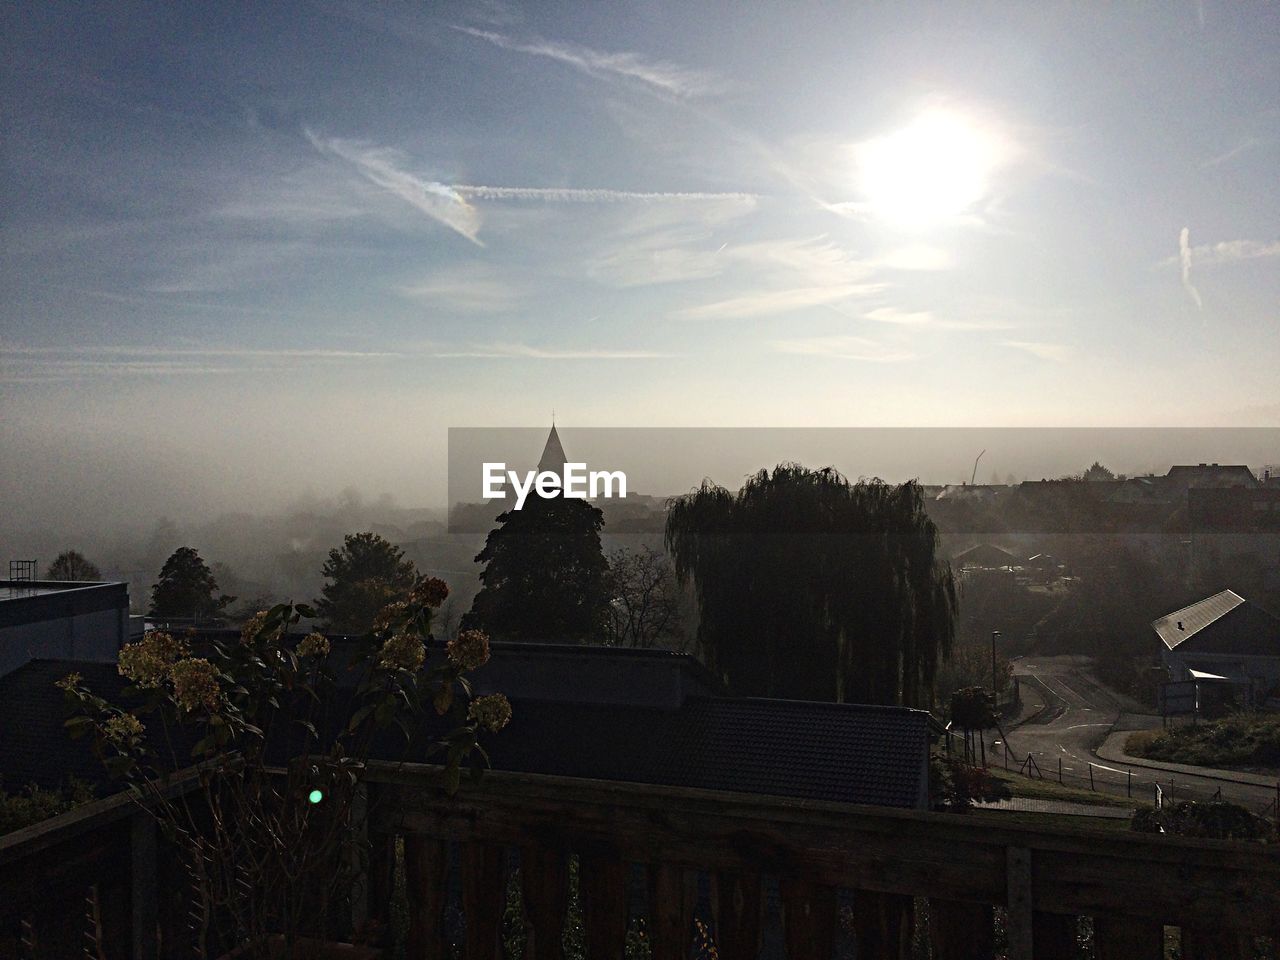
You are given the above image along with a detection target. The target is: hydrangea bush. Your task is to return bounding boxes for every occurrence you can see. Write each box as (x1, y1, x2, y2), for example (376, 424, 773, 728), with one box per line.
(59, 576, 508, 958)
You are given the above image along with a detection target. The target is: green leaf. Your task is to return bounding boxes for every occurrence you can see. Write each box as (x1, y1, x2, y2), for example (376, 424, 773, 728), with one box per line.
(295, 603, 316, 619)
(347, 703, 376, 733)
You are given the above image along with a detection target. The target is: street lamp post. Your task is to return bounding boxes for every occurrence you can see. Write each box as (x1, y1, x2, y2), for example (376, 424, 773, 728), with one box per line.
(991, 629, 1001, 694)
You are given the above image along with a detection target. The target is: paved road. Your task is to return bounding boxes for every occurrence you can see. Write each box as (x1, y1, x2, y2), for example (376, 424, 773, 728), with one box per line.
(994, 656, 1277, 811)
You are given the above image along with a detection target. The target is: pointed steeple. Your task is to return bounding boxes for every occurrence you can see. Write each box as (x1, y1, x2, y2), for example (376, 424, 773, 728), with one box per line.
(537, 423, 567, 474)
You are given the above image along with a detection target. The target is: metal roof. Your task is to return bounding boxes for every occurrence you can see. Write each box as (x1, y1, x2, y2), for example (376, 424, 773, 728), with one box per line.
(1152, 589, 1280, 655)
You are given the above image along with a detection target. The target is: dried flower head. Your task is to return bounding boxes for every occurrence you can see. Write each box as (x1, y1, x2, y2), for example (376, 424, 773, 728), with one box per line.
(240, 610, 277, 646)
(170, 658, 221, 713)
(377, 632, 425, 672)
(447, 629, 491, 671)
(296, 632, 331, 658)
(373, 601, 410, 633)
(468, 693, 512, 733)
(55, 672, 83, 692)
(118, 631, 187, 688)
(103, 713, 144, 744)
(411, 577, 449, 609)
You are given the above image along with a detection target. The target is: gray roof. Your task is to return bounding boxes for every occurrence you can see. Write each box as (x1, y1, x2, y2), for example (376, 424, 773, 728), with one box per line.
(1153, 590, 1280, 655)
(1, 646, 931, 809)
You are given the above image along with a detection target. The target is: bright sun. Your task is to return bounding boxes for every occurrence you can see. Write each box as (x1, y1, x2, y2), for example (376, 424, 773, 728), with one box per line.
(857, 109, 1003, 228)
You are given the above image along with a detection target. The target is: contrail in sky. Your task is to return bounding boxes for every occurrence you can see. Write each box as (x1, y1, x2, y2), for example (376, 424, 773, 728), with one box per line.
(1180, 227, 1202, 309)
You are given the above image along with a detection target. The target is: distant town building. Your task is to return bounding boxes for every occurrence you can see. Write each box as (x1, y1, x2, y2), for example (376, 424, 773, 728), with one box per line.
(951, 543, 1018, 569)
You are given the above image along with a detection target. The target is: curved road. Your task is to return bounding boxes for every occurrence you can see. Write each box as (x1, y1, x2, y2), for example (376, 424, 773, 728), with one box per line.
(995, 656, 1277, 810)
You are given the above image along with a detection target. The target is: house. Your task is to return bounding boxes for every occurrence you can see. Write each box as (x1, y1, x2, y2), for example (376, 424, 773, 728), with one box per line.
(0, 578, 129, 680)
(951, 542, 1018, 569)
(1153, 589, 1280, 707)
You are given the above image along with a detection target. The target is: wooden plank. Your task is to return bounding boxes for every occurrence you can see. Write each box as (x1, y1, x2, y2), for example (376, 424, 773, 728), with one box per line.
(1031, 912, 1078, 960)
(928, 900, 994, 960)
(1005, 846, 1033, 960)
(403, 836, 448, 960)
(462, 841, 505, 960)
(579, 854, 628, 960)
(710, 870, 761, 960)
(521, 845, 569, 960)
(780, 878, 837, 960)
(365, 832, 395, 947)
(850, 889, 911, 960)
(648, 862, 694, 960)
(131, 811, 158, 960)
(1093, 916, 1163, 960)
(1180, 926, 1251, 960)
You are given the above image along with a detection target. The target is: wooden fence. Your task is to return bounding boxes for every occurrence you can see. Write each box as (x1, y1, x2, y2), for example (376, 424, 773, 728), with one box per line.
(3, 761, 1279, 958)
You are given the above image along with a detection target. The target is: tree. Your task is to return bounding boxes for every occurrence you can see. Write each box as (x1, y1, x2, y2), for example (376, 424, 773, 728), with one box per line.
(1082, 461, 1116, 482)
(315, 532, 418, 633)
(665, 464, 956, 706)
(603, 546, 684, 649)
(45, 550, 101, 581)
(464, 495, 610, 642)
(149, 547, 233, 619)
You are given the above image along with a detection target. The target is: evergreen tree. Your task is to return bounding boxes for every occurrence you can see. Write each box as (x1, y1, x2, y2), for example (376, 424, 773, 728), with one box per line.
(149, 547, 233, 619)
(665, 463, 956, 707)
(315, 532, 418, 633)
(465, 495, 610, 642)
(46, 550, 101, 581)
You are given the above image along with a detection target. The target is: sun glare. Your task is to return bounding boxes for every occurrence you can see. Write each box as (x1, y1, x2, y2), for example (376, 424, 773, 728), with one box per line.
(857, 109, 1003, 228)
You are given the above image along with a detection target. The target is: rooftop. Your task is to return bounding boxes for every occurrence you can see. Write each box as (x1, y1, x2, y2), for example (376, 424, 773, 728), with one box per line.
(1152, 589, 1280, 655)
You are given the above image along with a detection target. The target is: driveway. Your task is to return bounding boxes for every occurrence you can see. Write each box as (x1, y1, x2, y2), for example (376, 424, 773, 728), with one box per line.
(995, 656, 1278, 811)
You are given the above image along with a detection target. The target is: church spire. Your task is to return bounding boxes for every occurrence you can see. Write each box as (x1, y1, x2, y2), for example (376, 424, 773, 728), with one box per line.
(537, 422, 567, 474)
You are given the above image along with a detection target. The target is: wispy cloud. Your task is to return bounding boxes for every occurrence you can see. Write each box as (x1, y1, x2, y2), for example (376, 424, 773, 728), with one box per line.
(858, 306, 1013, 331)
(0, 344, 400, 382)
(307, 130, 484, 244)
(772, 335, 914, 363)
(1179, 226, 1203, 308)
(674, 284, 880, 321)
(308, 129, 757, 245)
(1180, 237, 1280, 267)
(454, 185, 757, 204)
(430, 342, 671, 359)
(1001, 340, 1074, 361)
(453, 26, 725, 98)
(1201, 138, 1260, 169)
(668, 236, 884, 319)
(397, 264, 523, 314)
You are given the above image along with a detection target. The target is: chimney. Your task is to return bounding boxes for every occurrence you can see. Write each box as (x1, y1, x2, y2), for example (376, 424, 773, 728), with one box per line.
(1177, 620, 1184, 630)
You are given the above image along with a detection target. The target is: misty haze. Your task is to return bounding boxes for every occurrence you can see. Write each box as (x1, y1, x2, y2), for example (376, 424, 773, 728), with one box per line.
(3, 3, 1279, 959)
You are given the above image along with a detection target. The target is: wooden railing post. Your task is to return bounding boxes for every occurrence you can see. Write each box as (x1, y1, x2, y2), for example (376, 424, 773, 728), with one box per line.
(1005, 846, 1033, 960)
(366, 831, 395, 946)
(521, 845, 569, 960)
(580, 854, 628, 960)
(462, 841, 506, 960)
(850, 890, 912, 960)
(780, 878, 838, 960)
(1030, 913, 1078, 960)
(928, 900, 994, 960)
(1093, 916, 1163, 960)
(649, 862, 695, 960)
(404, 836, 448, 960)
(131, 810, 158, 960)
(711, 870, 761, 960)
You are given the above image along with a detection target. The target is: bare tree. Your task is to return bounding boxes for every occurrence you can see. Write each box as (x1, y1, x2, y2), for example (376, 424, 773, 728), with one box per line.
(604, 547, 683, 649)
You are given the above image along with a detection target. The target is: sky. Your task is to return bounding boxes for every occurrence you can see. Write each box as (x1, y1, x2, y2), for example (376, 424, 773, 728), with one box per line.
(3, 1, 1280, 517)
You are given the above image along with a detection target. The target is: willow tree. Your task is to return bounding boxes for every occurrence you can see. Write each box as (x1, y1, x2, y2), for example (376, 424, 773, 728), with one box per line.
(665, 463, 956, 707)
